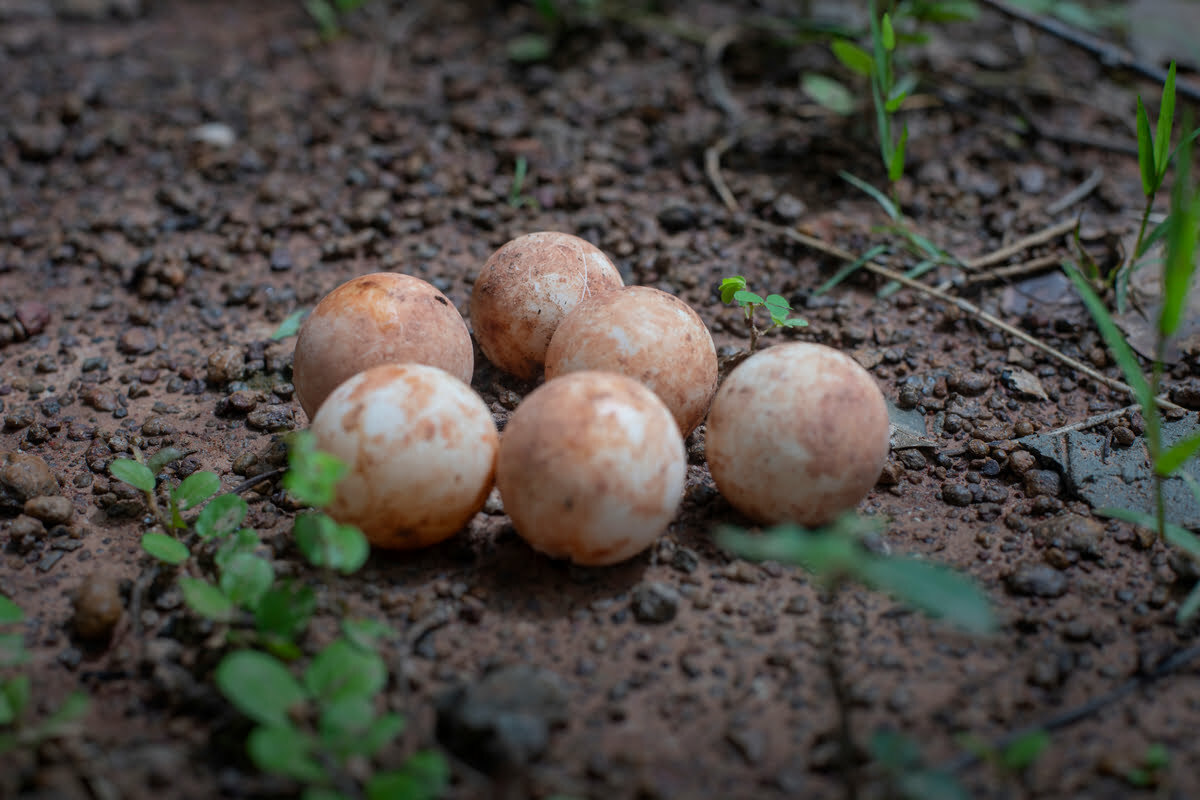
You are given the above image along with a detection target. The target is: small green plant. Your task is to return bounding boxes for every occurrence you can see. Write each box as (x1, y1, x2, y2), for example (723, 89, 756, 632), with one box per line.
(1125, 742, 1169, 788)
(303, 0, 368, 39)
(216, 621, 448, 800)
(870, 729, 970, 800)
(1065, 114, 1200, 624)
(958, 728, 1050, 793)
(507, 156, 539, 210)
(0, 596, 90, 755)
(718, 275, 808, 351)
(272, 309, 309, 341)
(721, 514, 994, 799)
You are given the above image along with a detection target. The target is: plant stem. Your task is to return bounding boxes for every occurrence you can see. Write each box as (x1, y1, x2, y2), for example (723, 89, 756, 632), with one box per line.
(1152, 334, 1168, 541)
(747, 313, 761, 352)
(1132, 193, 1156, 270)
(821, 581, 858, 800)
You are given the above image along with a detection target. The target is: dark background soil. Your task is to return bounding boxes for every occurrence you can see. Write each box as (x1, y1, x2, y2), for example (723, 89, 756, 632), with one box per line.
(2, 1, 1200, 798)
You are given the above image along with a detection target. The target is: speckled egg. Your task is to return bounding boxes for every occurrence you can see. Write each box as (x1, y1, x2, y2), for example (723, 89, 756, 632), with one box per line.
(309, 363, 498, 549)
(545, 285, 717, 436)
(293, 273, 473, 419)
(469, 232, 623, 381)
(705, 343, 890, 526)
(497, 371, 686, 566)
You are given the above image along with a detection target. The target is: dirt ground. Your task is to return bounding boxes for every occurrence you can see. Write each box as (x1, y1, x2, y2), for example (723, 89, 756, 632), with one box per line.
(3, 0, 1200, 798)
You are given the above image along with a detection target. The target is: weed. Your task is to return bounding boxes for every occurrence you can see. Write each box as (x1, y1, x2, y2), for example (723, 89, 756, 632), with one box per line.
(1064, 112, 1200, 623)
(507, 156, 539, 210)
(1125, 742, 1169, 788)
(0, 596, 90, 755)
(718, 275, 807, 351)
(720, 513, 994, 799)
(304, 0, 368, 39)
(958, 728, 1050, 792)
(871, 729, 970, 800)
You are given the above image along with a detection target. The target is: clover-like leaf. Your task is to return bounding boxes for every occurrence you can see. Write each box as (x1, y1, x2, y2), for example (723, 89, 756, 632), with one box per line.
(141, 532, 190, 565)
(110, 459, 155, 494)
(195, 494, 249, 539)
(216, 650, 307, 728)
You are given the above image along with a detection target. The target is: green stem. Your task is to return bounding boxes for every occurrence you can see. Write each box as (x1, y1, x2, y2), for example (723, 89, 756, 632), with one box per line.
(748, 311, 761, 352)
(821, 581, 858, 800)
(1131, 193, 1156, 274)
(1151, 334, 1168, 541)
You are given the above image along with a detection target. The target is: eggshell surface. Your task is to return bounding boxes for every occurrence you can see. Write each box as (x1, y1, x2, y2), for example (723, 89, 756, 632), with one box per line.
(469, 232, 623, 380)
(293, 273, 473, 419)
(310, 363, 498, 549)
(705, 343, 890, 526)
(497, 371, 686, 565)
(545, 285, 718, 436)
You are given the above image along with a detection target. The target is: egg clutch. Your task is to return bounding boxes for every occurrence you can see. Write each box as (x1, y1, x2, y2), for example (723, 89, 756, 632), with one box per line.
(291, 231, 890, 565)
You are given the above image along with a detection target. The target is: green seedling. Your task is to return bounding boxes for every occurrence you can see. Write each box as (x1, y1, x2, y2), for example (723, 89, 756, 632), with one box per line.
(0, 596, 90, 755)
(871, 729, 971, 800)
(272, 309, 309, 341)
(719, 275, 807, 351)
(721, 514, 994, 799)
(215, 624, 447, 800)
(1065, 113, 1200, 623)
(1125, 743, 1169, 788)
(958, 728, 1050, 792)
(285, 431, 371, 575)
(303, 0, 367, 39)
(507, 156, 539, 210)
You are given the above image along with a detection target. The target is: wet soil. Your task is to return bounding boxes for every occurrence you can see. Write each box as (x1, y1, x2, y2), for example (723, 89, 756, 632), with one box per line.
(2, 1, 1200, 798)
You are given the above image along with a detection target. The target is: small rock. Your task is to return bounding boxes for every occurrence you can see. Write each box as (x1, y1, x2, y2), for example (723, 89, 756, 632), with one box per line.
(435, 665, 569, 774)
(726, 724, 766, 765)
(1169, 379, 1200, 410)
(12, 123, 65, 160)
(15, 301, 49, 337)
(657, 203, 698, 233)
(948, 370, 992, 396)
(1008, 450, 1036, 474)
(630, 582, 680, 624)
(941, 483, 974, 507)
(246, 404, 295, 432)
(1033, 513, 1103, 559)
(1023, 469, 1061, 498)
(1, 451, 59, 514)
(1006, 560, 1068, 598)
(118, 327, 157, 355)
(1111, 426, 1136, 447)
(189, 122, 236, 148)
(206, 346, 245, 385)
(23, 495, 72, 525)
(73, 572, 124, 640)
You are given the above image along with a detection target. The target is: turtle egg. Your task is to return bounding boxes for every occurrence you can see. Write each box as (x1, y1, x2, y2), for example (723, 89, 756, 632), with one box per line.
(496, 371, 686, 566)
(469, 231, 623, 381)
(310, 363, 498, 549)
(705, 343, 890, 527)
(293, 272, 473, 419)
(545, 285, 718, 436)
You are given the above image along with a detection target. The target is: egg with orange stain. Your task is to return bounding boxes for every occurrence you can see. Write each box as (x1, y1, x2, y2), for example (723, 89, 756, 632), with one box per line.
(469, 232, 623, 381)
(496, 371, 686, 565)
(293, 273, 473, 419)
(309, 363, 498, 549)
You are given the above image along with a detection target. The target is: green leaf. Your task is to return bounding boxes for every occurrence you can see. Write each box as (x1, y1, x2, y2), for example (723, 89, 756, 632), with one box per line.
(1156, 430, 1200, 476)
(1136, 96, 1157, 197)
(294, 513, 370, 575)
(219, 554, 275, 610)
(271, 309, 308, 341)
(0, 596, 23, 624)
(781, 318, 809, 328)
(367, 750, 451, 800)
(802, 73, 856, 115)
(359, 711, 406, 758)
(507, 33, 552, 63)
(110, 459, 155, 494)
(1000, 729, 1050, 770)
(141, 532, 190, 565)
(1155, 62, 1177, 178)
(216, 650, 307, 728)
(178, 577, 234, 623)
(255, 581, 316, 641)
(898, 770, 972, 800)
(35, 690, 89, 740)
(304, 0, 338, 36)
(840, 170, 899, 222)
(0, 633, 27, 667)
(1179, 582, 1200, 623)
(857, 555, 996, 634)
(831, 39, 874, 77)
(303, 638, 387, 703)
(171, 471, 221, 511)
(879, 258, 939, 299)
(318, 694, 376, 752)
(815, 244, 888, 296)
(0, 675, 30, 723)
(248, 724, 325, 783)
(719, 275, 747, 304)
(195, 494, 249, 539)
(888, 123, 909, 183)
(870, 728, 922, 770)
(343, 618, 392, 650)
(881, 13, 896, 51)
(283, 432, 349, 508)
(1161, 127, 1199, 339)
(719, 525, 861, 581)
(1063, 264, 1158, 442)
(215, 528, 261, 571)
(732, 289, 764, 306)
(146, 447, 187, 476)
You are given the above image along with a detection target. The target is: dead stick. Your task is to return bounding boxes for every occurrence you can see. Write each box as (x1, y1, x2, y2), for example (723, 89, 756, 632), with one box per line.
(963, 254, 1061, 286)
(964, 218, 1078, 270)
(747, 218, 1182, 411)
(1045, 167, 1104, 215)
(706, 135, 740, 213)
(703, 26, 743, 213)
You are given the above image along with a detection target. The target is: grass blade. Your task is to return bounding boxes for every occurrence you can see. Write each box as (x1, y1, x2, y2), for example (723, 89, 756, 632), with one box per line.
(1161, 125, 1198, 339)
(856, 555, 996, 635)
(888, 123, 909, 182)
(1179, 582, 1200, 623)
(1155, 62, 1177, 178)
(1136, 96, 1156, 196)
(840, 171, 899, 222)
(815, 244, 888, 295)
(831, 40, 874, 76)
(1156, 430, 1200, 476)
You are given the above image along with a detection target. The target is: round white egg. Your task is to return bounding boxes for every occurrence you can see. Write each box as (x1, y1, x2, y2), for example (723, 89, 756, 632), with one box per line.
(705, 343, 890, 526)
(469, 231, 623, 381)
(545, 285, 718, 436)
(496, 371, 686, 565)
(310, 363, 498, 549)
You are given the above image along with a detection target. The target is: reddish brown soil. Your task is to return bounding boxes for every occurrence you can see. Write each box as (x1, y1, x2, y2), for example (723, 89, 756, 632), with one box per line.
(2, 1, 1199, 798)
